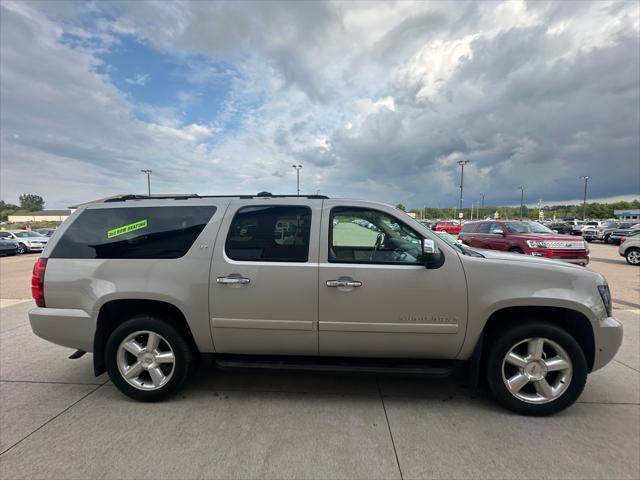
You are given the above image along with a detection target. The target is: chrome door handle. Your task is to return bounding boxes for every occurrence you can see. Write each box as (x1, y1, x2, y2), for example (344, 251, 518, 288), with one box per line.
(217, 276, 251, 285)
(326, 280, 362, 288)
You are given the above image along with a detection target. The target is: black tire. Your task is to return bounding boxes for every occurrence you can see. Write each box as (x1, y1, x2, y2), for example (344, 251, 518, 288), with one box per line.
(585, 238, 592, 243)
(17, 243, 27, 254)
(105, 315, 196, 402)
(509, 247, 525, 254)
(625, 247, 640, 266)
(604, 234, 611, 244)
(442, 230, 449, 234)
(485, 322, 587, 416)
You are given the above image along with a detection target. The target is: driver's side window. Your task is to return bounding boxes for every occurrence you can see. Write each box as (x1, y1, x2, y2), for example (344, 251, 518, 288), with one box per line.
(329, 207, 422, 265)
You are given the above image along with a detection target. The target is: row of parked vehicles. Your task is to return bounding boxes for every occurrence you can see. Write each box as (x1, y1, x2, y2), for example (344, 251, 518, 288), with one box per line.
(419, 218, 640, 266)
(0, 229, 55, 256)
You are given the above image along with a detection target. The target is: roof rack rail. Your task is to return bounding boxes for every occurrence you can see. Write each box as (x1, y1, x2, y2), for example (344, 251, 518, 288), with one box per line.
(103, 193, 329, 203)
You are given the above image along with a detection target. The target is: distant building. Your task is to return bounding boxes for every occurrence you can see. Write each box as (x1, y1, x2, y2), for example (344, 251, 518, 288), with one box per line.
(614, 209, 640, 221)
(8, 210, 71, 223)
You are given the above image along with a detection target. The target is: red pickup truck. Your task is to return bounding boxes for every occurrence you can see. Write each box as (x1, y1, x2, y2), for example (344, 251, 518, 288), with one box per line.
(433, 221, 462, 234)
(459, 220, 589, 266)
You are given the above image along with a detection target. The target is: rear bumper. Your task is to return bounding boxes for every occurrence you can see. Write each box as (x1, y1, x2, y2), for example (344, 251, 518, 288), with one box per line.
(592, 316, 623, 371)
(29, 307, 95, 352)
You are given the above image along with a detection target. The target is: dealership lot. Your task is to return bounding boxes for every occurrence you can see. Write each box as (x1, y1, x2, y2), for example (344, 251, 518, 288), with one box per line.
(0, 244, 638, 479)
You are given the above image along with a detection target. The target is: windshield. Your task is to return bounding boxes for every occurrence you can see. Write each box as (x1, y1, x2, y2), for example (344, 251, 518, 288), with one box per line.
(12, 231, 41, 238)
(505, 222, 554, 234)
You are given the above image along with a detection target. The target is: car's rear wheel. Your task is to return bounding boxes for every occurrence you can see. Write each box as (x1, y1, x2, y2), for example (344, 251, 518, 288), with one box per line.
(106, 315, 195, 401)
(625, 247, 640, 266)
(486, 322, 587, 416)
(509, 247, 525, 254)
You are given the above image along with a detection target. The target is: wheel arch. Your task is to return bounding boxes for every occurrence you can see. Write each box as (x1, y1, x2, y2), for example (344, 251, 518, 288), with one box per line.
(93, 299, 198, 376)
(479, 306, 595, 373)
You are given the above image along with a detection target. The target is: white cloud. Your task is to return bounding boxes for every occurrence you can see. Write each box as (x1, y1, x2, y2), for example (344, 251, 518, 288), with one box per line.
(125, 73, 148, 85)
(1, 0, 638, 208)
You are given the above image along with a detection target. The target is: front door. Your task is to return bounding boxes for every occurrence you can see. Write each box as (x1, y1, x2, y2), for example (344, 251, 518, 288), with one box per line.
(209, 200, 321, 355)
(318, 201, 468, 358)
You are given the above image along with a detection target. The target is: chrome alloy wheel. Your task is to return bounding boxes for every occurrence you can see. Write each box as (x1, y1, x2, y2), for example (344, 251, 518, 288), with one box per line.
(627, 250, 640, 265)
(116, 330, 176, 390)
(501, 337, 573, 404)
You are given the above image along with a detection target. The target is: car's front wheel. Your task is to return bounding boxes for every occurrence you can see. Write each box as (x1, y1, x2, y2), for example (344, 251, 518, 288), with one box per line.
(105, 315, 195, 401)
(625, 247, 640, 266)
(486, 322, 587, 416)
(16, 243, 27, 254)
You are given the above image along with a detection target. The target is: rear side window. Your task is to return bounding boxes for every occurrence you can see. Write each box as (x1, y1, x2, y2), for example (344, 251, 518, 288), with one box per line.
(225, 206, 311, 262)
(51, 206, 216, 259)
(460, 223, 476, 233)
(476, 222, 492, 233)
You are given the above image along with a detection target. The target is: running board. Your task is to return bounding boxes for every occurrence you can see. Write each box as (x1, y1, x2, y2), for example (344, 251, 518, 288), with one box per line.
(214, 355, 457, 377)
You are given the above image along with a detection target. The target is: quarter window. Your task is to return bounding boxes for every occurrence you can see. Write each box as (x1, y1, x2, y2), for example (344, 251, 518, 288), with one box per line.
(476, 223, 491, 234)
(225, 206, 311, 262)
(329, 207, 422, 265)
(51, 206, 216, 259)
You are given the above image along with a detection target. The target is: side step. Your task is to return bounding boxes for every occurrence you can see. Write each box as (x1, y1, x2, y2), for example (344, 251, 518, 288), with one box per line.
(214, 355, 457, 378)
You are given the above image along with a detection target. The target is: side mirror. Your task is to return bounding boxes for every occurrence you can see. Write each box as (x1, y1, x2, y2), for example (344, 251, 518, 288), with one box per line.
(491, 228, 504, 235)
(423, 239, 444, 269)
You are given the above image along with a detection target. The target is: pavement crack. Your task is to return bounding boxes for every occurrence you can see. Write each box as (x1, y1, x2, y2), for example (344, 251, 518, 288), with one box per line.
(377, 379, 404, 480)
(613, 359, 640, 373)
(0, 383, 103, 457)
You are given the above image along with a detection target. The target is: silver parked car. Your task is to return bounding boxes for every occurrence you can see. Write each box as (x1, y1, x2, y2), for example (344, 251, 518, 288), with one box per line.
(5, 230, 49, 254)
(29, 194, 622, 416)
(618, 233, 640, 265)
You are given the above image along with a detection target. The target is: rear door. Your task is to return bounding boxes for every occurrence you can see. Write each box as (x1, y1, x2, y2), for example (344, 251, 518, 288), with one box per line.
(318, 201, 468, 358)
(209, 199, 321, 355)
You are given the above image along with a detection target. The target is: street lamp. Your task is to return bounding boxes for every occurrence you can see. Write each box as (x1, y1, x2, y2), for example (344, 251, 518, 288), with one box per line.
(457, 159, 470, 223)
(517, 185, 526, 220)
(480, 193, 486, 219)
(292, 164, 302, 196)
(140, 169, 152, 197)
(579, 176, 590, 220)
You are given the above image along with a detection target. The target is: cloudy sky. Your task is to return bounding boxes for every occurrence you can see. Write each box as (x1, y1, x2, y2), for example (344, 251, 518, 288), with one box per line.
(1, 0, 639, 209)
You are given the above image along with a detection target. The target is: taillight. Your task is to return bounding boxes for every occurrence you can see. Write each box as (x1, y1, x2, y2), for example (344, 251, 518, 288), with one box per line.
(621, 237, 628, 244)
(31, 258, 47, 307)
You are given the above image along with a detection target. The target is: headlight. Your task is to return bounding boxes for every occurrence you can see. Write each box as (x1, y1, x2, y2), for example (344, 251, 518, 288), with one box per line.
(598, 284, 612, 317)
(526, 240, 548, 248)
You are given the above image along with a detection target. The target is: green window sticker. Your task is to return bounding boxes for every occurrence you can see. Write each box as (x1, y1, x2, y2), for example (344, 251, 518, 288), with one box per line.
(107, 219, 148, 239)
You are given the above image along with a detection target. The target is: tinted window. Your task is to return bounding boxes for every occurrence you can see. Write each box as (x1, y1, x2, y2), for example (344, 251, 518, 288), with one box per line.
(0, 232, 11, 238)
(460, 223, 476, 233)
(476, 222, 492, 234)
(225, 206, 311, 262)
(330, 207, 422, 265)
(51, 206, 216, 259)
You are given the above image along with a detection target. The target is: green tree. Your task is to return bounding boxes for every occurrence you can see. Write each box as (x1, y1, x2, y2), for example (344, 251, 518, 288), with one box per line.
(395, 203, 406, 212)
(18, 194, 44, 212)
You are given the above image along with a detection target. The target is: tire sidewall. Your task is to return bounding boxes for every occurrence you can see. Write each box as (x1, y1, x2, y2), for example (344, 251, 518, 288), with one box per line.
(625, 248, 640, 266)
(17, 243, 27, 254)
(486, 322, 587, 416)
(105, 315, 194, 402)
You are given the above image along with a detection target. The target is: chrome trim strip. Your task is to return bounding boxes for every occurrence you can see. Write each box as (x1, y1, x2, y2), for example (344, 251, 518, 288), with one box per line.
(212, 318, 313, 331)
(319, 321, 458, 334)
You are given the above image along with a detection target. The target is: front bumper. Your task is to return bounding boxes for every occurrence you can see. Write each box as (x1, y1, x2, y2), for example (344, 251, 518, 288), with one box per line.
(527, 249, 590, 265)
(592, 316, 623, 371)
(29, 307, 95, 352)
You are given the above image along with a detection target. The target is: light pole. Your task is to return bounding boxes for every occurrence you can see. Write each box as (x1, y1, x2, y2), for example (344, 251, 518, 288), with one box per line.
(518, 185, 526, 220)
(292, 164, 302, 196)
(140, 169, 152, 196)
(579, 175, 590, 220)
(457, 159, 470, 223)
(480, 193, 485, 219)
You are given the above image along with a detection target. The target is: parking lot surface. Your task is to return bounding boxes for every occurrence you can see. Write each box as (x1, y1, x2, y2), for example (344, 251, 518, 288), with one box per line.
(0, 244, 638, 479)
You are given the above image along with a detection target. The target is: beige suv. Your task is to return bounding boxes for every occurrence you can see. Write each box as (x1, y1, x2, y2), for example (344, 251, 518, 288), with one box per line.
(29, 194, 622, 415)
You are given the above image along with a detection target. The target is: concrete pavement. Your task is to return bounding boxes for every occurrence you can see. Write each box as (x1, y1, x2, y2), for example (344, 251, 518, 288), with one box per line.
(0, 300, 638, 479)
